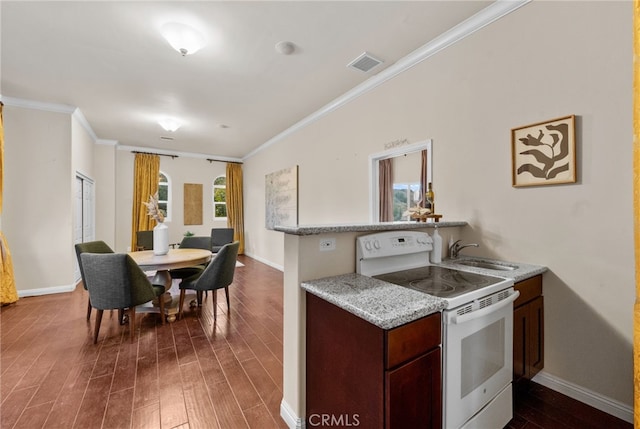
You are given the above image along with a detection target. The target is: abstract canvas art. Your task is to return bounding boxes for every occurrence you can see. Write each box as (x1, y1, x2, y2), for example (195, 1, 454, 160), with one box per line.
(511, 115, 576, 187)
(265, 166, 298, 229)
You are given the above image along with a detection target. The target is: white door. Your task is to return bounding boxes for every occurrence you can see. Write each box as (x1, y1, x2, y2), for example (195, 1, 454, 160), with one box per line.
(74, 174, 95, 282)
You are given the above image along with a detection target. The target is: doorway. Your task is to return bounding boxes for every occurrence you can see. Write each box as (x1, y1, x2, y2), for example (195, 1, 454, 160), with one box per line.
(74, 173, 95, 281)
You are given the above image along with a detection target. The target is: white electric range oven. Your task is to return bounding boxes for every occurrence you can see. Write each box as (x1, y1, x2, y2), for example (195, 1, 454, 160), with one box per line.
(356, 230, 519, 429)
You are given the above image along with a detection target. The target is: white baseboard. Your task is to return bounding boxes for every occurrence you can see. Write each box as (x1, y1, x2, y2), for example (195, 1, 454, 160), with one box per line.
(280, 400, 305, 429)
(18, 283, 76, 298)
(244, 251, 284, 272)
(532, 371, 633, 423)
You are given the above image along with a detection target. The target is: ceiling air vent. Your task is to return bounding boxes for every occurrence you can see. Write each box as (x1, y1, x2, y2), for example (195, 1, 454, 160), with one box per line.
(347, 52, 383, 73)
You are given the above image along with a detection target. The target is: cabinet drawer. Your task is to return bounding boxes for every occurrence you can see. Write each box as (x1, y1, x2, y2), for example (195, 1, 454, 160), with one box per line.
(386, 312, 441, 369)
(514, 275, 542, 307)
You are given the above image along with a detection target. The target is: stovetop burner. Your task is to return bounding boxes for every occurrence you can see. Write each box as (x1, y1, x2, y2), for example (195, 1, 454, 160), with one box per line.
(373, 265, 504, 300)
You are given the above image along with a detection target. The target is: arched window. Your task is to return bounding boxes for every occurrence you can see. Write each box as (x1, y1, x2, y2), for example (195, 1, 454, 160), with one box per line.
(158, 171, 171, 221)
(213, 175, 227, 219)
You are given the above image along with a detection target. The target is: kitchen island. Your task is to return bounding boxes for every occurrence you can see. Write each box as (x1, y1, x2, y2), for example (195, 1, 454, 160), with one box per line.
(277, 218, 548, 428)
(275, 221, 467, 428)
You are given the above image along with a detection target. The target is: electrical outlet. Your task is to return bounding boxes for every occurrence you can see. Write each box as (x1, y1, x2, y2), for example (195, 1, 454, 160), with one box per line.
(319, 238, 336, 251)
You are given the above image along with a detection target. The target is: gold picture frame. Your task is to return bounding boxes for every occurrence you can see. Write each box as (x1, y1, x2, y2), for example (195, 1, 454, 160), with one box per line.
(511, 115, 576, 187)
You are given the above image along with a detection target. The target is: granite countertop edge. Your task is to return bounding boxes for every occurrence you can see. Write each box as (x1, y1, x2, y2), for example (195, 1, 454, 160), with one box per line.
(275, 221, 467, 236)
(301, 273, 447, 330)
(300, 257, 547, 329)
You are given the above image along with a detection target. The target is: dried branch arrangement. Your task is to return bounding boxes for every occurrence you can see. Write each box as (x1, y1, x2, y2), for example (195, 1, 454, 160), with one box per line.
(143, 192, 165, 223)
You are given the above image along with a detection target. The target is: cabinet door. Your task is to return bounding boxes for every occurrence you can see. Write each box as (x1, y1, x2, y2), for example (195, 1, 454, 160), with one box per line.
(386, 348, 441, 429)
(513, 296, 544, 382)
(513, 305, 528, 381)
(528, 296, 544, 377)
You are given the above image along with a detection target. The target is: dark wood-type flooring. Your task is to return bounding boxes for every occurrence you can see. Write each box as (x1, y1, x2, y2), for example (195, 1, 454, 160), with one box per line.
(507, 381, 632, 429)
(1, 255, 287, 429)
(0, 254, 633, 428)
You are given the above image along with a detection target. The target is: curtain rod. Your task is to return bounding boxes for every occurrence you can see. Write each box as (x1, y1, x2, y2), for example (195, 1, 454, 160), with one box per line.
(207, 158, 243, 165)
(132, 150, 178, 159)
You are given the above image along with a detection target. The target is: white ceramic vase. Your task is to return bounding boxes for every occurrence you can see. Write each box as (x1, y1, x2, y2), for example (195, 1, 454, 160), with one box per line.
(153, 222, 169, 255)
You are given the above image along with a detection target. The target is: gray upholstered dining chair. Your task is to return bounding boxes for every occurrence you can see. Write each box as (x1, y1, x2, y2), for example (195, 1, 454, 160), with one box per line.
(80, 253, 165, 343)
(169, 236, 213, 280)
(75, 240, 115, 321)
(211, 228, 234, 253)
(178, 241, 240, 320)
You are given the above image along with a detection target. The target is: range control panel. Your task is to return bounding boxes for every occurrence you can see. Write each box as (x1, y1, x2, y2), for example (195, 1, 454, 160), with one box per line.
(357, 231, 433, 260)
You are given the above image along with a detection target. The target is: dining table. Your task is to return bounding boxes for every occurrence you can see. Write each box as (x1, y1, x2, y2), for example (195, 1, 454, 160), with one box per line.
(129, 248, 212, 322)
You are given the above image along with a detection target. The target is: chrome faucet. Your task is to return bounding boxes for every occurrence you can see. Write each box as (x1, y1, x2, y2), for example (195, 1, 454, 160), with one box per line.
(449, 240, 479, 258)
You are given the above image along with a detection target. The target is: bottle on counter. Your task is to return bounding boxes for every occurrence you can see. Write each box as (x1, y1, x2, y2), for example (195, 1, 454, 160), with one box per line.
(430, 228, 442, 263)
(425, 182, 435, 214)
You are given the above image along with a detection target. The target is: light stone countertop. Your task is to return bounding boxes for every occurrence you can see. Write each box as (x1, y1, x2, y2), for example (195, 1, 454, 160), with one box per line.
(437, 256, 547, 283)
(301, 273, 447, 330)
(301, 257, 546, 330)
(275, 221, 467, 236)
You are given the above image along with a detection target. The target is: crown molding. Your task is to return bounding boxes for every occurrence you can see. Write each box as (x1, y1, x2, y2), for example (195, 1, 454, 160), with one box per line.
(71, 107, 98, 141)
(96, 139, 118, 146)
(243, 0, 531, 161)
(0, 95, 75, 114)
(0, 94, 101, 143)
(117, 144, 243, 164)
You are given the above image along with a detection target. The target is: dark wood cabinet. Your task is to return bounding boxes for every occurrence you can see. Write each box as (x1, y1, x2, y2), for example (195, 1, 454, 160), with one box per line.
(513, 275, 544, 382)
(306, 292, 441, 429)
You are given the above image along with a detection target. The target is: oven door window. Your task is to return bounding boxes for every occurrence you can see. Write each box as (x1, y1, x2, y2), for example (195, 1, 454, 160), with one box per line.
(461, 319, 505, 397)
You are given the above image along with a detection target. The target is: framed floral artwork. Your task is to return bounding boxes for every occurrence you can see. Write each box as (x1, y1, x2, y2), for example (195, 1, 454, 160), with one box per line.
(511, 115, 576, 187)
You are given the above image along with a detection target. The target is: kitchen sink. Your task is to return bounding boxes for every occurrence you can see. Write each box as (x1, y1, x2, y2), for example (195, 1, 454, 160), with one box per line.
(455, 260, 517, 271)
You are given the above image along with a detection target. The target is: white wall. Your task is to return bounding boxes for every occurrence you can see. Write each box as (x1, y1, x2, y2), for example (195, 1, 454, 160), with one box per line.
(4, 107, 75, 293)
(93, 142, 117, 248)
(244, 0, 633, 411)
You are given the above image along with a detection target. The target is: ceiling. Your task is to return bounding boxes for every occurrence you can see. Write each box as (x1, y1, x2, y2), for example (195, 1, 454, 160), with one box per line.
(1, 1, 493, 160)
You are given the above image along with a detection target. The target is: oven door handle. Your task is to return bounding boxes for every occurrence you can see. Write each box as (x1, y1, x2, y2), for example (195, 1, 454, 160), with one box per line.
(450, 290, 520, 325)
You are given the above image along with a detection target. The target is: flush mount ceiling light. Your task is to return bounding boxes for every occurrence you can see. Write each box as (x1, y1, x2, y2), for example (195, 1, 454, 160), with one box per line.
(161, 22, 205, 56)
(158, 118, 182, 132)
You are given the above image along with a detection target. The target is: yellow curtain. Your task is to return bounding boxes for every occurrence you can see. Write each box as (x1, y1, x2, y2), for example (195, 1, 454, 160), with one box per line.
(131, 153, 160, 251)
(634, 0, 640, 425)
(0, 102, 18, 305)
(226, 162, 245, 254)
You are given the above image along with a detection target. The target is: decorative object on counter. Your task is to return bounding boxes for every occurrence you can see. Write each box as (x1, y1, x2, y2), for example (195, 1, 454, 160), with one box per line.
(403, 204, 443, 222)
(425, 181, 435, 213)
(404, 205, 430, 218)
(143, 192, 169, 255)
(184, 230, 195, 237)
(265, 165, 298, 229)
(511, 115, 576, 187)
(430, 228, 442, 263)
(404, 180, 442, 223)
